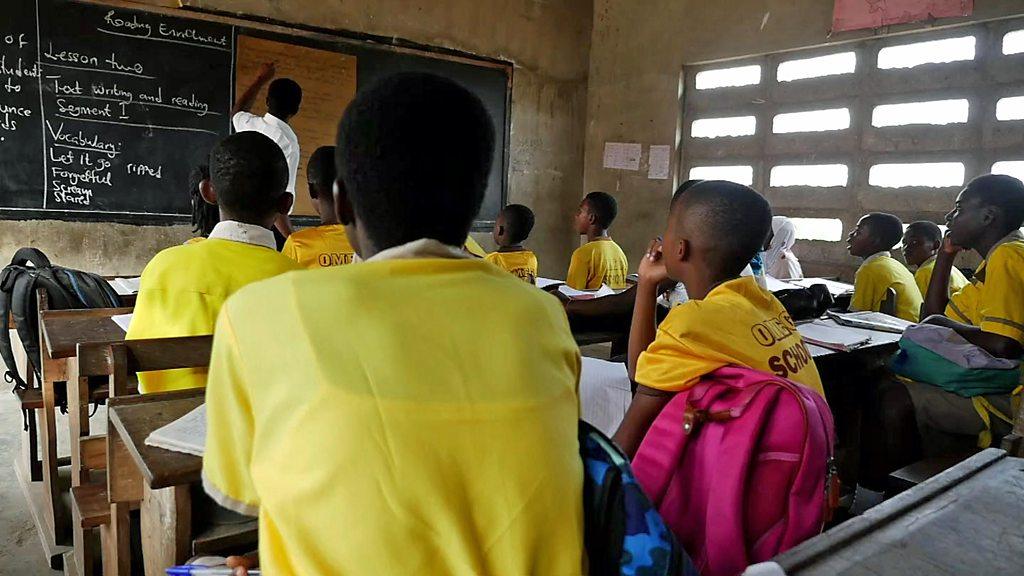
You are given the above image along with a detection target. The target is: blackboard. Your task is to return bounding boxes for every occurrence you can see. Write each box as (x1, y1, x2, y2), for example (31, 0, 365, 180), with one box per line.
(0, 0, 511, 226)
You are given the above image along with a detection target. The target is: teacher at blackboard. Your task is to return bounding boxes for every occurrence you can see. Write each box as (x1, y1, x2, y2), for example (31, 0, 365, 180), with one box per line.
(232, 62, 303, 244)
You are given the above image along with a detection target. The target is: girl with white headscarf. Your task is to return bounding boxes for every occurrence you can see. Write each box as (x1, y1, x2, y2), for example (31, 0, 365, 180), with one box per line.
(765, 216, 803, 279)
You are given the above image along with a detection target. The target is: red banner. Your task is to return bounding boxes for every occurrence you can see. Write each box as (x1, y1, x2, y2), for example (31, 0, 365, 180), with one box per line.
(833, 0, 974, 32)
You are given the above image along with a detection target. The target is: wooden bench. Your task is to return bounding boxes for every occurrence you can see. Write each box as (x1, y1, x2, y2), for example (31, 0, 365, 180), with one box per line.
(100, 335, 257, 576)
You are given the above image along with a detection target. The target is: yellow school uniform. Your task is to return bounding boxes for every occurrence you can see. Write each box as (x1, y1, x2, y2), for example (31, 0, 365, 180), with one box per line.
(184, 236, 205, 245)
(946, 234, 1024, 344)
(202, 239, 584, 576)
(566, 237, 629, 290)
(281, 224, 355, 269)
(635, 276, 824, 397)
(484, 250, 539, 284)
(463, 235, 487, 258)
(127, 222, 299, 394)
(915, 256, 970, 300)
(851, 252, 922, 322)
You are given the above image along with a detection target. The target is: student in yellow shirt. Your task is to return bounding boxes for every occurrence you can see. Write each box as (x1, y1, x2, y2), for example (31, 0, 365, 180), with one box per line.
(484, 204, 539, 283)
(205, 72, 583, 576)
(567, 191, 629, 289)
(126, 132, 299, 393)
(861, 174, 1024, 495)
(281, 146, 356, 268)
(846, 212, 923, 322)
(612, 180, 823, 458)
(901, 220, 970, 300)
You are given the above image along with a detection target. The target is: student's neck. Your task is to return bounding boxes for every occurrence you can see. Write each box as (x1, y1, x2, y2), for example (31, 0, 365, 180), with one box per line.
(974, 229, 1013, 259)
(220, 214, 274, 231)
(585, 230, 609, 243)
(498, 244, 524, 253)
(268, 110, 291, 123)
(319, 215, 340, 226)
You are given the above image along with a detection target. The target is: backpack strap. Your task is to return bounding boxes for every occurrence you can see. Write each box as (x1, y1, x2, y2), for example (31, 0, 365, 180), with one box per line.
(0, 275, 28, 391)
(10, 247, 52, 269)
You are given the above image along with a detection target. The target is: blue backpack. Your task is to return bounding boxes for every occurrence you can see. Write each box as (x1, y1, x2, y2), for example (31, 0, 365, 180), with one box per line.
(580, 421, 697, 576)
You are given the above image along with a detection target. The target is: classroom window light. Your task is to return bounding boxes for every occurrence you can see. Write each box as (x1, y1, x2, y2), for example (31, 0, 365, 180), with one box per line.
(996, 96, 1024, 121)
(791, 218, 844, 242)
(688, 165, 754, 186)
(871, 99, 969, 127)
(777, 52, 856, 82)
(691, 116, 757, 138)
(1004, 30, 1024, 55)
(695, 65, 761, 90)
(773, 108, 851, 134)
(868, 162, 965, 188)
(992, 161, 1024, 182)
(769, 164, 849, 187)
(877, 36, 975, 69)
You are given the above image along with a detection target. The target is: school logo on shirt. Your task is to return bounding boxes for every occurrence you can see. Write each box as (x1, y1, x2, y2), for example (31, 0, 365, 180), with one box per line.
(318, 252, 355, 267)
(511, 268, 537, 284)
(751, 312, 814, 380)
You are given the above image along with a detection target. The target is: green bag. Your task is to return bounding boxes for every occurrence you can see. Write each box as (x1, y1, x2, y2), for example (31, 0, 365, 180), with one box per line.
(890, 338, 1021, 398)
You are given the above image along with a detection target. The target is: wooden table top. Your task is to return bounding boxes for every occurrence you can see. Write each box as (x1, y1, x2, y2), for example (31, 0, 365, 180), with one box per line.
(41, 307, 132, 359)
(774, 449, 1024, 575)
(108, 393, 204, 490)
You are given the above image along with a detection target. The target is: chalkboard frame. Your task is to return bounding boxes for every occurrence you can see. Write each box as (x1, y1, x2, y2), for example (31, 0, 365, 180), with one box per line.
(0, 0, 513, 231)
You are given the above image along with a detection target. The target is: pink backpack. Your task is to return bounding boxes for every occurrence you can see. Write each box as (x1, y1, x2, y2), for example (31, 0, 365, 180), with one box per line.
(631, 366, 837, 576)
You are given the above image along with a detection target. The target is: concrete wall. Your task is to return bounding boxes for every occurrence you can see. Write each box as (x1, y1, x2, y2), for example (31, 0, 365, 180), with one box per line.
(0, 0, 592, 277)
(585, 0, 1024, 280)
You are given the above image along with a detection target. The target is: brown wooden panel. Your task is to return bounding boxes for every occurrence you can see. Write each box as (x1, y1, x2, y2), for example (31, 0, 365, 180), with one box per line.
(235, 34, 357, 217)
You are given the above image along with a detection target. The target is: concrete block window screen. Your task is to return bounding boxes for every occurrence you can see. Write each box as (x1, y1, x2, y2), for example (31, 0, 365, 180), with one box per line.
(680, 16, 1024, 257)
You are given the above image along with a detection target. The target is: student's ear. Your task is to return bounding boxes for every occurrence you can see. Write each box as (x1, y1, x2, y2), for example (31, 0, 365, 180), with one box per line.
(670, 238, 690, 262)
(199, 180, 217, 205)
(333, 178, 356, 226)
(276, 192, 294, 216)
(497, 224, 505, 237)
(981, 206, 998, 226)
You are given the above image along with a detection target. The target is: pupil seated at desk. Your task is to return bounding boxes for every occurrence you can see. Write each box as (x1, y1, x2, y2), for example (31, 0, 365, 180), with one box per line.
(901, 220, 970, 301)
(126, 132, 300, 394)
(484, 203, 539, 284)
(612, 179, 825, 458)
(567, 191, 629, 290)
(846, 212, 922, 322)
(203, 72, 585, 575)
(861, 174, 1024, 501)
(281, 146, 357, 269)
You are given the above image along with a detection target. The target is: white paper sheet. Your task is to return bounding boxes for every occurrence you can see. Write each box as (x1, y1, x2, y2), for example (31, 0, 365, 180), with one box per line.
(535, 277, 563, 289)
(764, 275, 801, 293)
(110, 313, 133, 333)
(798, 320, 872, 352)
(107, 277, 141, 295)
(579, 357, 632, 437)
(558, 284, 616, 299)
(647, 144, 671, 179)
(602, 142, 642, 171)
(791, 277, 854, 297)
(144, 403, 207, 457)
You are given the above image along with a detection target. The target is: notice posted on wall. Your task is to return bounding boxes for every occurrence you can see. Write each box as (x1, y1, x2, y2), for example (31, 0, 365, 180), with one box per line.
(603, 142, 642, 171)
(647, 145, 671, 180)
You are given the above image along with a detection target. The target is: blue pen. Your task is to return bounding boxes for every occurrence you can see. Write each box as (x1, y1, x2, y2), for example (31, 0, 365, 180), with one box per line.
(166, 567, 260, 575)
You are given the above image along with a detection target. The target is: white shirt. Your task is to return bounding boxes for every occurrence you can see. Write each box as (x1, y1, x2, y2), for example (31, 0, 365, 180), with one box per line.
(207, 220, 277, 251)
(232, 112, 300, 208)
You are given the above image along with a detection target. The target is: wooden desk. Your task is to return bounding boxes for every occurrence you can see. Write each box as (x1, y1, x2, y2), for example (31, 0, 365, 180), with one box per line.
(770, 449, 1024, 575)
(27, 307, 130, 566)
(108, 393, 204, 576)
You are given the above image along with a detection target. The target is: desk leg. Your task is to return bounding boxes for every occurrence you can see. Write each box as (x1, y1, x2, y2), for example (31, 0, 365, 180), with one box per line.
(101, 502, 132, 576)
(141, 484, 191, 576)
(23, 405, 42, 482)
(68, 359, 91, 487)
(40, 355, 67, 540)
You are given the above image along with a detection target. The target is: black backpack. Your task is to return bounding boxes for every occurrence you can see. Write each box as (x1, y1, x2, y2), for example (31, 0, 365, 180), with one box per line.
(0, 247, 121, 391)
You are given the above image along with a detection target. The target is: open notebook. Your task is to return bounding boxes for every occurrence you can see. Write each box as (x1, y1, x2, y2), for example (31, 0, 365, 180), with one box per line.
(107, 277, 141, 296)
(558, 284, 616, 300)
(797, 320, 872, 352)
(790, 278, 854, 297)
(144, 403, 207, 457)
(826, 310, 914, 334)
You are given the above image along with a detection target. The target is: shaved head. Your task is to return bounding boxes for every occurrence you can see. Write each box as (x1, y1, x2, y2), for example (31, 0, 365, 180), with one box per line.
(668, 180, 772, 278)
